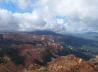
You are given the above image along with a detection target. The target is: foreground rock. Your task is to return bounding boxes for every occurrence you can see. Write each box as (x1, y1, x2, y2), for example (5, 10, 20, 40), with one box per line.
(48, 54, 98, 72)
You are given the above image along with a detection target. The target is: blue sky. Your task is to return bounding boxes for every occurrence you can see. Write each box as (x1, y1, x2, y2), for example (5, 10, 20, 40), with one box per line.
(0, 0, 98, 33)
(0, 2, 18, 13)
(0, 0, 33, 12)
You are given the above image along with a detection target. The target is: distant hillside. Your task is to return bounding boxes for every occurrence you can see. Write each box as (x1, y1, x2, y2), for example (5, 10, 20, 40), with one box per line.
(72, 32, 98, 41)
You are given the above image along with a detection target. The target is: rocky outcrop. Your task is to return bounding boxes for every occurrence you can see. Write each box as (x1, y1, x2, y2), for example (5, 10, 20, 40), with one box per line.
(48, 54, 98, 72)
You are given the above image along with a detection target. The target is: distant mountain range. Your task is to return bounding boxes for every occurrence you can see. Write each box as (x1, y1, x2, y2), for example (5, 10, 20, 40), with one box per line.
(71, 32, 98, 41)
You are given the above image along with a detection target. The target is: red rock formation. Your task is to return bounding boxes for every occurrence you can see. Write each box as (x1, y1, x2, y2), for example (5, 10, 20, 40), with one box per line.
(0, 57, 24, 72)
(48, 54, 97, 72)
(0, 33, 65, 72)
(0, 33, 98, 72)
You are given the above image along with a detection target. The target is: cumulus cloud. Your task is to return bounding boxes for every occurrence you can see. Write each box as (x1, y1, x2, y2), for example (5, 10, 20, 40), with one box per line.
(35, 0, 98, 33)
(0, 9, 18, 31)
(0, 0, 98, 33)
(0, 9, 46, 31)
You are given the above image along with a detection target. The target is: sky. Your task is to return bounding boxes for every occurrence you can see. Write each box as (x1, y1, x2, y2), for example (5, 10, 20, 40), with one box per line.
(0, 0, 98, 33)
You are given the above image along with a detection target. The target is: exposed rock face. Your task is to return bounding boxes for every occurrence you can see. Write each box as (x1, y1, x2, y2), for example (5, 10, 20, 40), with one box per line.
(0, 58, 24, 72)
(0, 32, 98, 72)
(0, 33, 64, 72)
(48, 54, 97, 72)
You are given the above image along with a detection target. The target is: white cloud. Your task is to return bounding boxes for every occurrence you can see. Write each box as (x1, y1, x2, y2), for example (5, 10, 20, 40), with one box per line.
(0, 9, 18, 31)
(13, 10, 46, 31)
(0, 0, 98, 33)
(35, 0, 98, 33)
(0, 9, 46, 31)
(56, 19, 65, 25)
